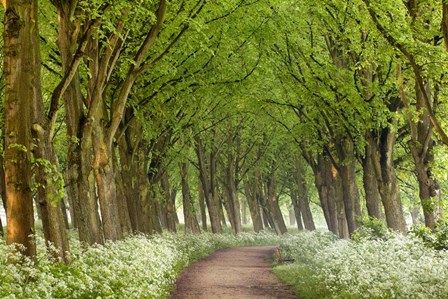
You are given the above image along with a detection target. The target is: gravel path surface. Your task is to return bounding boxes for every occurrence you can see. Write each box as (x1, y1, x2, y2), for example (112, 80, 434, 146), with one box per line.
(169, 246, 297, 299)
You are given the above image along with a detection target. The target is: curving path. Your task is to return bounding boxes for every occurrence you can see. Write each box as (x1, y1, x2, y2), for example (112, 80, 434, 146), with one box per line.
(169, 246, 297, 299)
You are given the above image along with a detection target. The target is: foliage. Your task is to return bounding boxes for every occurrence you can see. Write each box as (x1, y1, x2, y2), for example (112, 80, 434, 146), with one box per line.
(275, 231, 448, 299)
(0, 231, 282, 299)
(351, 216, 392, 241)
(411, 222, 448, 251)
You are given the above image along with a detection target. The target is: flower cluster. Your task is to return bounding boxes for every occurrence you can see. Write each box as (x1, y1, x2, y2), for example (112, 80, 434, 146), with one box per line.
(0, 231, 281, 299)
(275, 232, 448, 299)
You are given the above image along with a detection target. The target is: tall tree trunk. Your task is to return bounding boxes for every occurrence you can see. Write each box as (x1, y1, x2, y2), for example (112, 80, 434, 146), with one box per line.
(53, 1, 103, 245)
(290, 190, 304, 230)
(195, 136, 221, 233)
(113, 151, 132, 236)
(242, 200, 248, 225)
(3, 0, 39, 258)
(0, 156, 6, 237)
(161, 171, 176, 232)
(372, 126, 407, 233)
(32, 126, 70, 263)
(293, 158, 316, 230)
(313, 155, 338, 235)
(198, 186, 207, 231)
(30, 14, 71, 259)
(362, 133, 384, 219)
(335, 137, 360, 235)
(78, 125, 104, 245)
(180, 163, 200, 234)
(265, 176, 287, 235)
(243, 179, 263, 232)
(92, 128, 123, 241)
(117, 129, 141, 233)
(409, 79, 437, 229)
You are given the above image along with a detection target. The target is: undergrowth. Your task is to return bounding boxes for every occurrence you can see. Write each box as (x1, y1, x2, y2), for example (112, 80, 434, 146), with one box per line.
(0, 231, 281, 299)
(274, 229, 448, 299)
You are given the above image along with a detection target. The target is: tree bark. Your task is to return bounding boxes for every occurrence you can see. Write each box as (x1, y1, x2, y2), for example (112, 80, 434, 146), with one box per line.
(3, 0, 39, 258)
(198, 186, 207, 231)
(371, 127, 407, 233)
(195, 136, 221, 233)
(407, 80, 437, 230)
(290, 190, 304, 230)
(265, 176, 287, 235)
(335, 137, 360, 235)
(362, 133, 384, 219)
(293, 158, 316, 230)
(0, 156, 7, 237)
(180, 163, 200, 234)
(243, 178, 264, 232)
(161, 171, 176, 233)
(53, 0, 104, 246)
(113, 150, 132, 236)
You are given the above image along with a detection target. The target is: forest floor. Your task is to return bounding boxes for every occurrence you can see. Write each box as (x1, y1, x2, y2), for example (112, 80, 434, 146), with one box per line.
(169, 246, 297, 299)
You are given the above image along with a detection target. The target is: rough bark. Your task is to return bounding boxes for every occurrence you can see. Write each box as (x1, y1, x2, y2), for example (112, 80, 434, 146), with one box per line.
(371, 127, 407, 233)
(53, 0, 104, 245)
(362, 133, 384, 219)
(407, 80, 437, 230)
(335, 137, 360, 235)
(195, 136, 221, 233)
(92, 129, 123, 241)
(3, 0, 38, 257)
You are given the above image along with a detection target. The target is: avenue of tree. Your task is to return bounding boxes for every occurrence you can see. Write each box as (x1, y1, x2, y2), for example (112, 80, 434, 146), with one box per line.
(1, 0, 448, 262)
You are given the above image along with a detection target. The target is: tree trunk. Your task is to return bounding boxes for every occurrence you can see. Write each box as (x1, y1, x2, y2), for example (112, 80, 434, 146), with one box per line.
(243, 179, 264, 232)
(198, 186, 207, 231)
(78, 125, 104, 245)
(195, 136, 221, 233)
(92, 143, 122, 241)
(53, 1, 104, 245)
(335, 137, 360, 235)
(293, 158, 316, 231)
(3, 0, 40, 258)
(0, 156, 7, 237)
(265, 177, 287, 235)
(113, 151, 132, 236)
(180, 163, 200, 234)
(32, 126, 70, 263)
(313, 155, 338, 235)
(408, 80, 437, 229)
(290, 190, 304, 230)
(242, 200, 248, 225)
(362, 133, 384, 219)
(117, 131, 141, 233)
(372, 127, 407, 233)
(161, 171, 176, 232)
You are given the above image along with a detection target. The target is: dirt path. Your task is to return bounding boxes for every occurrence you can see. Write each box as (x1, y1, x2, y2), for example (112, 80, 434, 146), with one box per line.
(169, 246, 297, 299)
